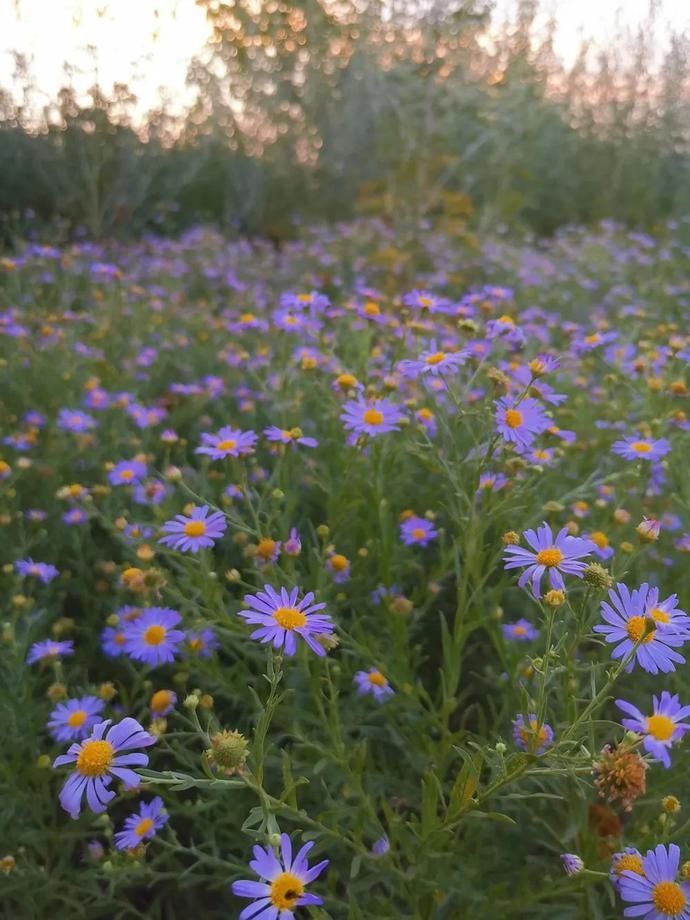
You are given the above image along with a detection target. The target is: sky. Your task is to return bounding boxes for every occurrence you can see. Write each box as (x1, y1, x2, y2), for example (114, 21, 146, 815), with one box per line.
(0, 0, 688, 113)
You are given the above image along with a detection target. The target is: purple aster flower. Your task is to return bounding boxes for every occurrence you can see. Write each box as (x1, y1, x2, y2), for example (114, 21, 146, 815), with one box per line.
(15, 558, 59, 584)
(402, 289, 448, 313)
(159, 505, 227, 553)
(326, 553, 351, 583)
(616, 692, 690, 768)
(340, 395, 404, 439)
(195, 426, 258, 460)
(27, 639, 74, 664)
(354, 669, 394, 702)
(610, 848, 645, 890)
(477, 471, 508, 495)
(512, 713, 554, 755)
(372, 836, 390, 857)
(528, 354, 561, 376)
(503, 523, 595, 597)
(101, 624, 128, 658)
(53, 717, 156, 819)
(618, 844, 690, 919)
(283, 527, 302, 556)
(612, 436, 672, 462)
(108, 459, 147, 486)
(231, 833, 328, 916)
(561, 854, 584, 876)
(643, 587, 690, 633)
(486, 314, 525, 345)
(185, 628, 219, 658)
(502, 619, 539, 641)
(585, 531, 615, 560)
(62, 508, 88, 526)
(237, 585, 335, 657)
(400, 516, 438, 547)
(133, 479, 168, 505)
(150, 688, 177, 717)
(57, 409, 97, 433)
(264, 426, 318, 448)
(47, 696, 105, 743)
(593, 582, 687, 674)
(114, 796, 168, 850)
(123, 607, 185, 666)
(494, 397, 549, 448)
(397, 342, 469, 379)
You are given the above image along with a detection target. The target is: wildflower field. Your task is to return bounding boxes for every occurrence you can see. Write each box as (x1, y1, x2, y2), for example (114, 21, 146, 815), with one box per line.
(2, 216, 690, 919)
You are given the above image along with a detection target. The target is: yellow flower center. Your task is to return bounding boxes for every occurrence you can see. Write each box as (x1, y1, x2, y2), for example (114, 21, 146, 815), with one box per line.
(329, 554, 348, 571)
(150, 690, 173, 712)
(650, 607, 670, 624)
(615, 853, 645, 876)
(183, 520, 206, 537)
(270, 872, 305, 910)
(529, 358, 546, 374)
(363, 408, 384, 426)
(535, 548, 564, 567)
(273, 606, 307, 630)
(76, 739, 114, 777)
(188, 637, 203, 651)
(585, 333, 601, 345)
(498, 314, 515, 325)
(591, 531, 609, 549)
(631, 441, 652, 454)
(504, 409, 523, 429)
(425, 351, 446, 365)
(336, 373, 357, 388)
(418, 408, 433, 421)
(646, 714, 675, 741)
(217, 439, 237, 452)
(144, 625, 167, 646)
(626, 615, 655, 644)
(519, 720, 549, 746)
(363, 302, 380, 315)
(418, 296, 432, 308)
(297, 294, 312, 303)
(513, 625, 527, 636)
(67, 710, 88, 729)
(411, 528, 426, 541)
(239, 313, 255, 323)
(135, 817, 155, 838)
(367, 671, 387, 688)
(256, 538, 276, 558)
(652, 881, 686, 915)
(120, 469, 135, 481)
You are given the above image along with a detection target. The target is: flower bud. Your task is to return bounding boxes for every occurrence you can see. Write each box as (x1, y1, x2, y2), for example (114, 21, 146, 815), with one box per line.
(544, 589, 565, 608)
(206, 730, 249, 776)
(637, 518, 661, 543)
(583, 563, 613, 591)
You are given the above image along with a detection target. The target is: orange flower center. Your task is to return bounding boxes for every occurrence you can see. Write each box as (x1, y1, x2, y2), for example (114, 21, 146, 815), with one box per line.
(67, 710, 88, 729)
(411, 528, 426, 540)
(535, 548, 564, 567)
(615, 853, 645, 876)
(513, 625, 527, 636)
(336, 374, 357, 388)
(652, 881, 686, 915)
(256, 538, 276, 558)
(135, 817, 155, 838)
(183, 520, 206, 537)
(363, 302, 380, 315)
(270, 872, 305, 910)
(150, 690, 173, 712)
(649, 607, 670, 624)
(329, 554, 348, 571)
(217, 439, 237, 452)
(363, 408, 384, 426)
(120, 469, 135, 481)
(591, 531, 609, 549)
(626, 615, 655, 644)
(367, 671, 387, 688)
(646, 714, 675, 741)
(504, 409, 523, 429)
(273, 606, 307, 630)
(631, 441, 652, 454)
(76, 739, 114, 777)
(144, 625, 167, 645)
(425, 351, 446, 365)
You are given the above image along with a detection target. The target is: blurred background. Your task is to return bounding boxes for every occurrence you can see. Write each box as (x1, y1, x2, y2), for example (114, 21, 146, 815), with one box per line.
(0, 0, 688, 242)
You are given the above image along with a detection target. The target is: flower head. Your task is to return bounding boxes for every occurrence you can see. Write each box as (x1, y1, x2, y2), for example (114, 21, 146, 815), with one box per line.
(114, 796, 168, 850)
(593, 742, 646, 811)
(561, 854, 584, 876)
(502, 619, 539, 641)
(495, 397, 549, 448)
(264, 426, 318, 448)
(340, 395, 404, 439)
(616, 692, 690, 768)
(231, 833, 328, 917)
(354, 668, 394, 702)
(47, 696, 105, 743)
(53, 717, 156, 819)
(618, 844, 690, 919)
(512, 713, 553, 755)
(108, 460, 147, 486)
(610, 847, 645, 890)
(15, 558, 59, 584)
(123, 607, 185, 667)
(159, 505, 227, 553)
(195, 426, 257, 460)
(400, 516, 438, 547)
(612, 436, 671, 462)
(503, 523, 595, 597)
(27, 639, 74, 664)
(237, 585, 335, 656)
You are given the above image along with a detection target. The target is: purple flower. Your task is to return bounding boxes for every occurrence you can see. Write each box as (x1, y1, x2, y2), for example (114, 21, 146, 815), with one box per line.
(150, 689, 177, 717)
(610, 848, 645, 890)
(63, 508, 88, 526)
(402, 289, 448, 313)
(57, 409, 96, 433)
(512, 713, 553, 754)
(47, 696, 105, 743)
(231, 833, 328, 916)
(494, 397, 549, 448)
(502, 619, 539, 641)
(114, 796, 168, 850)
(159, 505, 227, 553)
(354, 669, 394, 702)
(133, 479, 168, 505)
(561, 854, 584, 876)
(400, 516, 438, 547)
(283, 527, 302, 556)
(237, 585, 335, 656)
(101, 625, 127, 658)
(593, 582, 687, 674)
(53, 717, 156, 819)
(108, 460, 147, 486)
(503, 523, 595, 597)
(123, 608, 185, 666)
(195, 426, 258, 460)
(264, 426, 318, 448)
(341, 396, 404, 439)
(477, 471, 508, 495)
(397, 342, 469, 379)
(372, 836, 390, 857)
(27, 639, 74, 664)
(15, 558, 59, 584)
(185, 628, 219, 658)
(616, 692, 690, 768)
(611, 436, 672, 462)
(326, 553, 350, 583)
(642, 587, 690, 632)
(618, 844, 690, 919)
